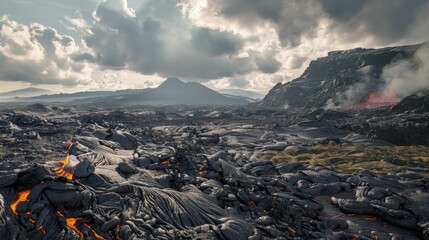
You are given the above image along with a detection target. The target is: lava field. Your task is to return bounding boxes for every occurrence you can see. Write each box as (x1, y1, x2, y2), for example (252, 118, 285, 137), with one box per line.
(0, 105, 428, 240)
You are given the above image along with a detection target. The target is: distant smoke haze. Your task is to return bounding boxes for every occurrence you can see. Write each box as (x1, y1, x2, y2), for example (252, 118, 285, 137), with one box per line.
(382, 44, 429, 98)
(328, 65, 380, 109)
(341, 66, 376, 106)
(331, 44, 429, 109)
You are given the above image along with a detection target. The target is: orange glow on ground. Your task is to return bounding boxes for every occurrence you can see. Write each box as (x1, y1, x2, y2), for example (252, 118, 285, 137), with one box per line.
(350, 90, 400, 109)
(37, 226, 46, 234)
(54, 139, 75, 180)
(161, 160, 170, 165)
(57, 211, 105, 240)
(10, 190, 31, 214)
(84, 224, 106, 240)
(54, 155, 74, 180)
(60, 213, 83, 238)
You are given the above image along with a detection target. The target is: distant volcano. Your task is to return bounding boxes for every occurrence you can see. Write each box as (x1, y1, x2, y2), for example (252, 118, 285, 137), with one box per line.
(80, 77, 250, 106)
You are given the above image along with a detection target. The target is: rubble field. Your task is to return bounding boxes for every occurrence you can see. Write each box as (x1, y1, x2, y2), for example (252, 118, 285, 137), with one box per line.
(0, 104, 428, 240)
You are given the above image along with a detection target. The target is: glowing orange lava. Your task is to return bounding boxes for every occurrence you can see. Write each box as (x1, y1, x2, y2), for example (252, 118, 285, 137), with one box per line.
(288, 226, 297, 235)
(353, 90, 400, 109)
(54, 155, 74, 180)
(161, 160, 170, 165)
(37, 226, 46, 234)
(67, 217, 83, 238)
(10, 190, 31, 214)
(85, 224, 106, 240)
(57, 211, 105, 239)
(54, 139, 75, 180)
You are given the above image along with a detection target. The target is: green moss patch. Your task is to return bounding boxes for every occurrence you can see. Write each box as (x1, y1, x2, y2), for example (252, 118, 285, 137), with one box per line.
(258, 145, 429, 175)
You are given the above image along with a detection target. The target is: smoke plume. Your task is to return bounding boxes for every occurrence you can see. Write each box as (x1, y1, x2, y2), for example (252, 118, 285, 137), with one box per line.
(382, 44, 429, 98)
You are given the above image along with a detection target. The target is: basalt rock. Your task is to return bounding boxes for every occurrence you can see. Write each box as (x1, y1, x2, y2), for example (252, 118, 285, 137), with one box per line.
(0, 106, 427, 240)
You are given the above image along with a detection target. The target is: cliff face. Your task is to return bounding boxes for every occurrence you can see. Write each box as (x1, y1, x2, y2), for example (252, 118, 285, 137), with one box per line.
(392, 90, 429, 113)
(260, 43, 423, 109)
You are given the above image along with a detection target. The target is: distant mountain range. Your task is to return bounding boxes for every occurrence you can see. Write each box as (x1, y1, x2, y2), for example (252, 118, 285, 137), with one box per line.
(218, 89, 264, 101)
(0, 87, 52, 99)
(1, 78, 250, 106)
(19, 88, 152, 103)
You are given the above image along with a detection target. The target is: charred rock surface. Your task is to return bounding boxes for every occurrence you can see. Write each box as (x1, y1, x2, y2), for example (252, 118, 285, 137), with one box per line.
(392, 90, 429, 113)
(260, 43, 424, 109)
(0, 105, 428, 239)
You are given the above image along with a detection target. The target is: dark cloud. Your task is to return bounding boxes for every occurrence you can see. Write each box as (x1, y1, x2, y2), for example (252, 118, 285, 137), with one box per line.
(319, 0, 365, 20)
(288, 55, 308, 69)
(198, 0, 319, 47)
(194, 0, 429, 48)
(254, 53, 282, 74)
(320, 0, 429, 44)
(229, 77, 249, 88)
(73, 0, 279, 81)
(191, 27, 244, 57)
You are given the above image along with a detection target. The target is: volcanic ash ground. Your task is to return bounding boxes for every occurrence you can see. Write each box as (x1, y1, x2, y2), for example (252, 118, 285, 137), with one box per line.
(0, 107, 429, 240)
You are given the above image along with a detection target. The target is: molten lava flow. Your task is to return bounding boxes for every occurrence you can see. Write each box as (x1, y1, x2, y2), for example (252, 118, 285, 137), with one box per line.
(66, 218, 83, 238)
(37, 226, 46, 234)
(54, 139, 75, 180)
(84, 224, 106, 240)
(54, 155, 74, 180)
(365, 90, 400, 106)
(353, 90, 400, 109)
(161, 160, 170, 165)
(57, 212, 105, 240)
(10, 190, 45, 234)
(57, 212, 83, 238)
(288, 226, 297, 235)
(10, 190, 31, 214)
(198, 170, 207, 177)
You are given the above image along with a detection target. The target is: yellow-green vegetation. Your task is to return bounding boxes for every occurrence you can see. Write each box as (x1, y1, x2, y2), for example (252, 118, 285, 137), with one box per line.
(258, 145, 429, 175)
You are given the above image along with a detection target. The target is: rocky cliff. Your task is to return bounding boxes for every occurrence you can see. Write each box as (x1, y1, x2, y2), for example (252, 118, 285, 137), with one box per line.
(260, 43, 424, 109)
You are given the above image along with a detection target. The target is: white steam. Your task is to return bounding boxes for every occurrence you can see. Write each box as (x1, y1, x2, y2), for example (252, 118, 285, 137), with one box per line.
(382, 44, 429, 98)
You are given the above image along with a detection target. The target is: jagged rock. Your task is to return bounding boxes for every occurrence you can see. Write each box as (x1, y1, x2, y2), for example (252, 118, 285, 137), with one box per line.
(73, 160, 95, 178)
(117, 162, 139, 174)
(0, 103, 426, 240)
(16, 164, 51, 187)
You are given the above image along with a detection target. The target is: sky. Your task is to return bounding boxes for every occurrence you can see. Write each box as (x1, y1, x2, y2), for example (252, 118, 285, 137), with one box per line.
(0, 0, 428, 94)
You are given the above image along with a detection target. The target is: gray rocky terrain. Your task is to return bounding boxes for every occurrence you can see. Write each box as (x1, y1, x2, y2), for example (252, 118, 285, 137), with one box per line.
(0, 104, 428, 240)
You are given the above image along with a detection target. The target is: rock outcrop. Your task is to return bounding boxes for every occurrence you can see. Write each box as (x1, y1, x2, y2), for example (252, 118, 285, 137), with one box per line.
(260, 43, 424, 110)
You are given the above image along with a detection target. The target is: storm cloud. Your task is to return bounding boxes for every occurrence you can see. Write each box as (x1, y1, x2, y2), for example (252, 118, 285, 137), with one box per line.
(182, 0, 429, 47)
(69, 0, 282, 81)
(320, 0, 429, 44)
